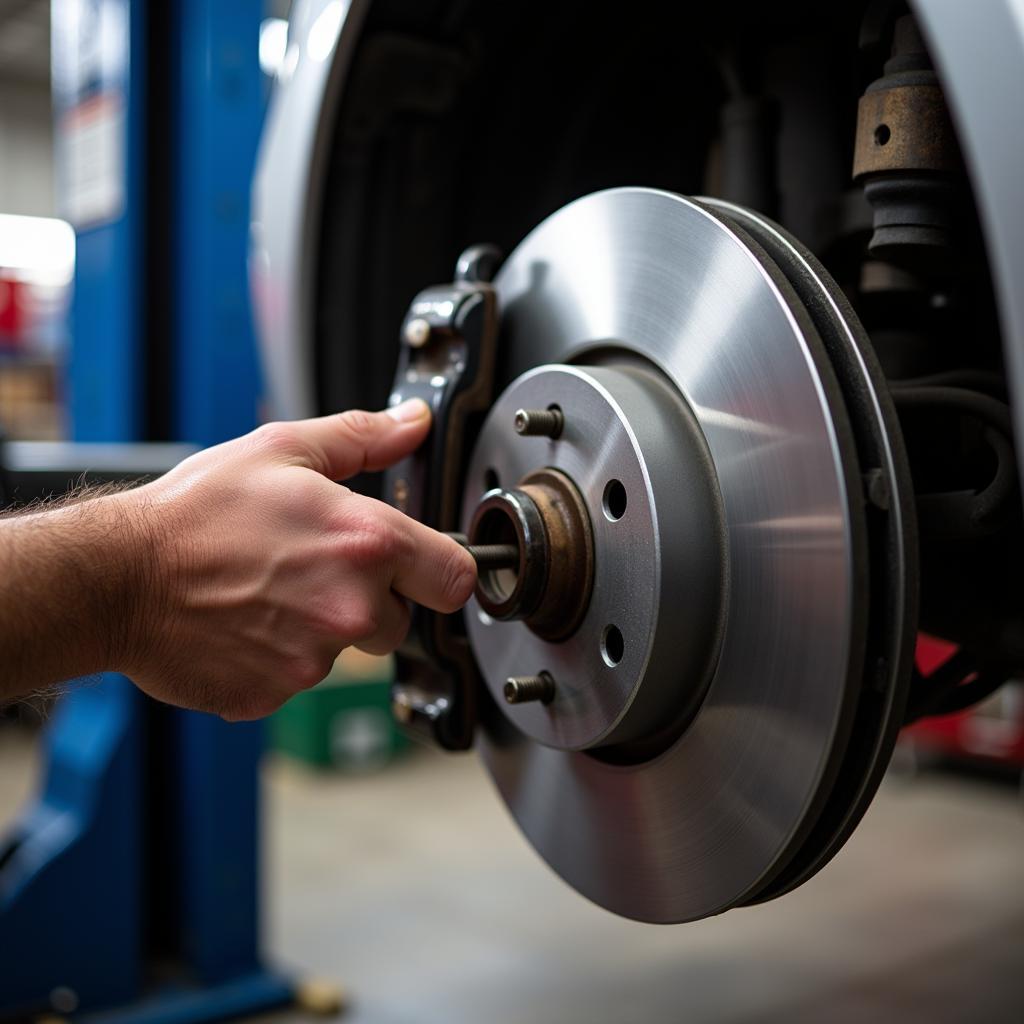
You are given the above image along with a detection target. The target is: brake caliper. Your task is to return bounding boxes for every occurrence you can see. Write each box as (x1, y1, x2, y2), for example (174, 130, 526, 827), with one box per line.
(382, 245, 502, 750)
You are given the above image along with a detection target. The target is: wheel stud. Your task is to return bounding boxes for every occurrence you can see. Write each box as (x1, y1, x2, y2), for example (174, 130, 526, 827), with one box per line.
(504, 673, 556, 705)
(513, 407, 563, 438)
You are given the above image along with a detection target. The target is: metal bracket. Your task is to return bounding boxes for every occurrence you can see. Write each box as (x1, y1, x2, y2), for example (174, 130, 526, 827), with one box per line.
(382, 244, 502, 750)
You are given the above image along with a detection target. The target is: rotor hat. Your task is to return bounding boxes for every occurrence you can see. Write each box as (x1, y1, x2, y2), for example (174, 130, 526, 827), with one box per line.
(463, 362, 726, 755)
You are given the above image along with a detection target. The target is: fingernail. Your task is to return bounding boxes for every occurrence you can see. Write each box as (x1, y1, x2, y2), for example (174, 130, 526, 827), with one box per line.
(387, 397, 430, 423)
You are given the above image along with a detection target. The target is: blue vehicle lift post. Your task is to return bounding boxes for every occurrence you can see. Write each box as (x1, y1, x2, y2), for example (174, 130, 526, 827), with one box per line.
(0, 3, 295, 1019)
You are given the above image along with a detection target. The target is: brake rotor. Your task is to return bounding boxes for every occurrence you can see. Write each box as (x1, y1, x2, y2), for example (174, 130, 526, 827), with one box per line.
(459, 188, 916, 923)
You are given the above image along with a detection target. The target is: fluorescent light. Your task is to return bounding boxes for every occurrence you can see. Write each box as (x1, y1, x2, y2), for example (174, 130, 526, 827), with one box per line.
(0, 214, 76, 286)
(259, 17, 289, 77)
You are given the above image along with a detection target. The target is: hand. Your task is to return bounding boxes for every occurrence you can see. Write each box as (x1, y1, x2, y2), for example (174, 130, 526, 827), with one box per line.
(116, 399, 475, 720)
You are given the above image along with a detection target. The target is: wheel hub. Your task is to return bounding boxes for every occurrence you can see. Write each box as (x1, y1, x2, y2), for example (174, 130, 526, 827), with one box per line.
(469, 465, 595, 643)
(463, 362, 725, 753)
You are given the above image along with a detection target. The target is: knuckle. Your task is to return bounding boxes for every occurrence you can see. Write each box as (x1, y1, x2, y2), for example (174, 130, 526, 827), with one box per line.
(251, 422, 301, 459)
(437, 545, 476, 611)
(340, 601, 379, 643)
(288, 656, 330, 692)
(338, 514, 399, 568)
(360, 603, 409, 655)
(336, 408, 377, 442)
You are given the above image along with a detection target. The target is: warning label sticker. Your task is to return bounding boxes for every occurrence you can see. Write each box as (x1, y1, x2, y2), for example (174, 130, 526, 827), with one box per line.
(59, 92, 125, 229)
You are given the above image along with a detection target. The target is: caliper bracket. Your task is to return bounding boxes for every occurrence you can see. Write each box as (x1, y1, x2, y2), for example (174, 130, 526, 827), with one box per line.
(382, 244, 501, 750)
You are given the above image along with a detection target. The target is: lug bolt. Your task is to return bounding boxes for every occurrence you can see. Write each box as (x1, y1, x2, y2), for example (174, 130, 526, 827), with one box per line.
(504, 672, 556, 705)
(513, 407, 563, 439)
(404, 317, 431, 348)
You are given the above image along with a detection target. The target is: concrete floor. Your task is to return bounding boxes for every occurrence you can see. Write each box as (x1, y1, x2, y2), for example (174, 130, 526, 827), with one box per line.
(2, 727, 1023, 1023)
(264, 745, 1024, 1024)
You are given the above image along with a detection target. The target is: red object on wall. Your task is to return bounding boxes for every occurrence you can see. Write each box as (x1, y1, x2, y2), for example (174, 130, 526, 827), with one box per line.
(0, 275, 29, 349)
(905, 634, 1024, 767)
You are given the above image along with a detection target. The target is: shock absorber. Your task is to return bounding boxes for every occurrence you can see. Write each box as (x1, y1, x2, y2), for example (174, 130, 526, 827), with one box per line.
(853, 13, 963, 276)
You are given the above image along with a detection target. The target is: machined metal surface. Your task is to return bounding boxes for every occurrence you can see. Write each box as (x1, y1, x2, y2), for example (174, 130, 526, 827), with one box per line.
(705, 197, 917, 901)
(473, 188, 871, 922)
(464, 363, 724, 755)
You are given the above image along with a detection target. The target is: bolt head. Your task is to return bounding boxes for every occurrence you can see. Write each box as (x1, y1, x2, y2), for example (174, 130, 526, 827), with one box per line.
(404, 317, 431, 348)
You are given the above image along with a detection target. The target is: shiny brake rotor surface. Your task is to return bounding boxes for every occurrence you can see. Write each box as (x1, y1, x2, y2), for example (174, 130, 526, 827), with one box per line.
(469, 188, 882, 923)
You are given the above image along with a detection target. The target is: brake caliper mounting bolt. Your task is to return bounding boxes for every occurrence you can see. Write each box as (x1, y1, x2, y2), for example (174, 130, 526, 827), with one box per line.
(504, 672, 556, 705)
(403, 317, 431, 348)
(513, 407, 563, 439)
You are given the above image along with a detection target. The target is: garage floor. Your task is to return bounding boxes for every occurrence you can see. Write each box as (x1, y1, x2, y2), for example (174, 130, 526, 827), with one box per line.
(264, 745, 1024, 1024)
(2, 728, 1022, 1023)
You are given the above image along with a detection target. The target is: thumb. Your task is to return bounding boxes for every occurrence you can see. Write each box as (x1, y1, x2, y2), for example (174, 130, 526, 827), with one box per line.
(284, 398, 432, 481)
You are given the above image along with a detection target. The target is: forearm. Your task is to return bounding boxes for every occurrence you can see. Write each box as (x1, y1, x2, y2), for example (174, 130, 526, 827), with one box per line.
(0, 403, 473, 720)
(0, 491, 153, 701)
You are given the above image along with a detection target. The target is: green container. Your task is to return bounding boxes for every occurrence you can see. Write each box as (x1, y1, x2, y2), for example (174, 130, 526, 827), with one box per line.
(270, 651, 408, 771)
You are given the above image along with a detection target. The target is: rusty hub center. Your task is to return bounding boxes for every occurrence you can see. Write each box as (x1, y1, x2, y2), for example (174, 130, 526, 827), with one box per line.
(468, 467, 594, 642)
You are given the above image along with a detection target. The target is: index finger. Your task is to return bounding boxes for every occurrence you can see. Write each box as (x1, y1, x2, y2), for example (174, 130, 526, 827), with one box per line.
(353, 496, 477, 613)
